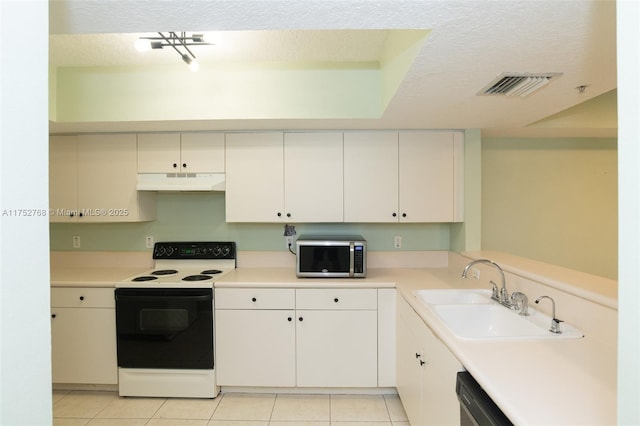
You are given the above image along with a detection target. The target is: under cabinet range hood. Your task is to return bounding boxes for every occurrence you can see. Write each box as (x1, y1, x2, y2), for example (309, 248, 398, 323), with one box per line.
(137, 173, 225, 191)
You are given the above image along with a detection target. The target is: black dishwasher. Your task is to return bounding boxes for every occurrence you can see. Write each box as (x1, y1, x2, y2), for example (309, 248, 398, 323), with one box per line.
(456, 371, 513, 426)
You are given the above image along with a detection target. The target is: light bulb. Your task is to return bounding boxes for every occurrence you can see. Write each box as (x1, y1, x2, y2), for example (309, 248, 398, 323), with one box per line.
(134, 39, 151, 52)
(188, 60, 200, 72)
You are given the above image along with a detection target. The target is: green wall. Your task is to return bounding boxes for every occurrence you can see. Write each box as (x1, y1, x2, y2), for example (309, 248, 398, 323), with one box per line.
(49, 192, 451, 252)
(481, 137, 617, 279)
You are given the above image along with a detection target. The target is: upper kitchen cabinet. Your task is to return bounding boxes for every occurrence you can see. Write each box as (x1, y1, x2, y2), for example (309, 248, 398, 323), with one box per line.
(49, 134, 156, 223)
(225, 132, 343, 222)
(344, 131, 464, 223)
(137, 132, 225, 173)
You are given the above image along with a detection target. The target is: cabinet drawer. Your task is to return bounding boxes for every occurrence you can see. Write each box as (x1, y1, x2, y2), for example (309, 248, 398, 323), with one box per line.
(215, 288, 295, 309)
(51, 287, 115, 308)
(296, 288, 377, 310)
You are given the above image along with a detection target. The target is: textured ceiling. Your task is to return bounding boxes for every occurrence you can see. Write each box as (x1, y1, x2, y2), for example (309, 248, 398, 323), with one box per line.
(49, 0, 617, 136)
(50, 30, 390, 67)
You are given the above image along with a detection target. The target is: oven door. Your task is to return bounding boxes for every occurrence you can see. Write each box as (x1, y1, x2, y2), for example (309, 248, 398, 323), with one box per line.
(115, 288, 213, 369)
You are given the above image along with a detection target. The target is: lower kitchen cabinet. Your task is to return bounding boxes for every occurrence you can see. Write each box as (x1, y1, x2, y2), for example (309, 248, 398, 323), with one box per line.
(215, 309, 296, 387)
(50, 287, 118, 385)
(296, 309, 377, 387)
(214, 287, 380, 388)
(397, 295, 462, 425)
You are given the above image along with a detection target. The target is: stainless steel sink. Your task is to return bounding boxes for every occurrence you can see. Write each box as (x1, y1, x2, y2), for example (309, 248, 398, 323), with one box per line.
(413, 289, 583, 340)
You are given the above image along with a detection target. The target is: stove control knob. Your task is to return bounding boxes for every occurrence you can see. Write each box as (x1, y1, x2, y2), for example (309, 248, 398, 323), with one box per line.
(165, 247, 174, 257)
(212, 246, 222, 256)
(221, 246, 231, 257)
(155, 246, 166, 257)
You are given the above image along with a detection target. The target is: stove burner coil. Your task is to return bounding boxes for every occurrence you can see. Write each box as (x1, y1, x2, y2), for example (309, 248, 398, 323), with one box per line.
(201, 269, 223, 275)
(151, 269, 179, 276)
(132, 276, 158, 282)
(182, 274, 213, 282)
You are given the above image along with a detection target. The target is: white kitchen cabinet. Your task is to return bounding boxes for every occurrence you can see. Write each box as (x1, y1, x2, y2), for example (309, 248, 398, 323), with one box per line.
(137, 132, 224, 173)
(49, 135, 78, 223)
(215, 288, 296, 387)
(224, 131, 343, 222)
(50, 288, 118, 385)
(396, 295, 462, 426)
(215, 309, 296, 387)
(215, 287, 381, 389)
(344, 131, 399, 222)
(344, 130, 464, 223)
(283, 132, 343, 222)
(295, 288, 378, 387)
(225, 132, 285, 222)
(49, 134, 156, 222)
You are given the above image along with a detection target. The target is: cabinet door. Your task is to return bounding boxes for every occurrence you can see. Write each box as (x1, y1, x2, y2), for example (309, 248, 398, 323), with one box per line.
(284, 132, 343, 222)
(49, 136, 78, 222)
(344, 132, 399, 222)
(51, 307, 118, 384)
(225, 132, 285, 222)
(77, 133, 152, 222)
(215, 309, 296, 387)
(421, 322, 462, 426)
(398, 131, 454, 222)
(396, 305, 425, 426)
(296, 310, 377, 387)
(137, 133, 181, 173)
(180, 132, 225, 173)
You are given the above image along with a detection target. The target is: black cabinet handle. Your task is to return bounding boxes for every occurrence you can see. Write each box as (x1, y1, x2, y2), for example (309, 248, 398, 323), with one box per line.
(251, 297, 257, 302)
(420, 360, 426, 366)
(173, 163, 178, 168)
(79, 296, 85, 301)
(415, 353, 421, 359)
(182, 163, 187, 168)
(286, 213, 291, 218)
(334, 298, 339, 303)
(392, 212, 397, 217)
(69, 212, 75, 217)
(78, 212, 83, 217)
(402, 213, 407, 218)
(51, 314, 56, 319)
(287, 317, 292, 322)
(298, 317, 304, 322)
(277, 212, 282, 217)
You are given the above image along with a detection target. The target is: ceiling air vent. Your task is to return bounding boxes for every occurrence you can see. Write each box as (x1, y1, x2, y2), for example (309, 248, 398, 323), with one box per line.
(479, 73, 562, 98)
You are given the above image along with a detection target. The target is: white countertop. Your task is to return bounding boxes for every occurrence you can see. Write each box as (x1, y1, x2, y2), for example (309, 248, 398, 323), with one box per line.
(50, 267, 148, 287)
(49, 263, 616, 424)
(392, 267, 616, 425)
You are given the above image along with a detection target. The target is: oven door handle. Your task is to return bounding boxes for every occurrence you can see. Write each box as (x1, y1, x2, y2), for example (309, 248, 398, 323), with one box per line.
(115, 295, 212, 302)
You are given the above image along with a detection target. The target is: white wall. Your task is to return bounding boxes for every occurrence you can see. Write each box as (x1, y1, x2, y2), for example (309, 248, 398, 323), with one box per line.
(0, 1, 51, 424)
(617, 1, 640, 423)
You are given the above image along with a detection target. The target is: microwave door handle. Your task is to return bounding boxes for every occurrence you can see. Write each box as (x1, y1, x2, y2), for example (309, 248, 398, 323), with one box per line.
(349, 242, 355, 277)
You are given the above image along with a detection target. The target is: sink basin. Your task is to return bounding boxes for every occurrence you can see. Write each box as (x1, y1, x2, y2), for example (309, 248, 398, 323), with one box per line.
(413, 289, 583, 340)
(414, 289, 492, 305)
(431, 303, 584, 340)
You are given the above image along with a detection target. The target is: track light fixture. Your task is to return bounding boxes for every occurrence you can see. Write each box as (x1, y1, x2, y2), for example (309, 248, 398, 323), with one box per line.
(135, 32, 210, 71)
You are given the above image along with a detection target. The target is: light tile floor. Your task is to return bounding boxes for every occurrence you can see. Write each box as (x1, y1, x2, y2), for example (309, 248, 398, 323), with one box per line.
(53, 391, 410, 426)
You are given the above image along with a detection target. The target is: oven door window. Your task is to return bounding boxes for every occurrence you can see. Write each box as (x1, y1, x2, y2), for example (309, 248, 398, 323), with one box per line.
(115, 288, 213, 369)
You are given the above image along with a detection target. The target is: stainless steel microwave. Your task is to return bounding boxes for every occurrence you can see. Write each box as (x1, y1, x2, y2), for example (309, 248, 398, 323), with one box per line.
(295, 235, 366, 278)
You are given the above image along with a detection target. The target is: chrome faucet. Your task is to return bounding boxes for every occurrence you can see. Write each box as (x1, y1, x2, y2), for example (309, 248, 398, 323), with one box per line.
(462, 259, 511, 307)
(510, 291, 529, 316)
(535, 296, 563, 334)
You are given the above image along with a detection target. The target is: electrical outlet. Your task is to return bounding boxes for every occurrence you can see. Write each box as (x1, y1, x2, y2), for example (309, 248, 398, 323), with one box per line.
(285, 236, 294, 249)
(72, 236, 81, 249)
(394, 236, 402, 249)
(469, 268, 481, 279)
(146, 235, 154, 249)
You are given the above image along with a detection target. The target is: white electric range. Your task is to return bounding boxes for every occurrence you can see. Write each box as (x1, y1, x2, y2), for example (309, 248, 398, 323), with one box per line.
(115, 241, 236, 398)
